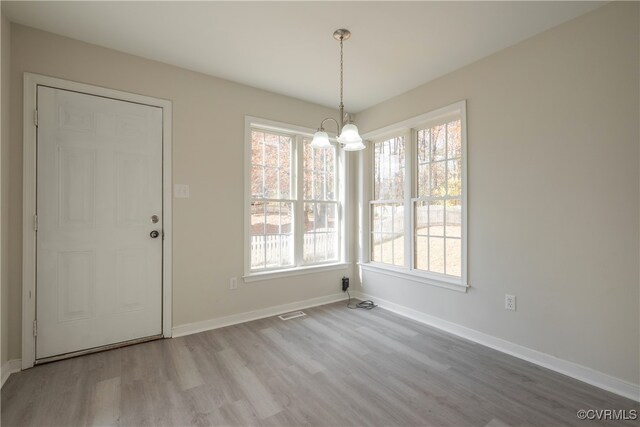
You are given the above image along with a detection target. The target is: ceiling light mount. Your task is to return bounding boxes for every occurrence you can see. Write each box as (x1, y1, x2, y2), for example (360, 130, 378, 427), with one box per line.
(333, 29, 351, 41)
(311, 28, 364, 151)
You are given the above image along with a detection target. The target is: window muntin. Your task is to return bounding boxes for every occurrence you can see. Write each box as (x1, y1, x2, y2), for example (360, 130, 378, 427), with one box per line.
(248, 126, 342, 274)
(371, 136, 405, 267)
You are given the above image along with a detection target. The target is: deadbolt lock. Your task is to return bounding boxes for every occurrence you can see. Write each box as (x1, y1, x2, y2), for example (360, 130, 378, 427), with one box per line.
(151, 215, 159, 224)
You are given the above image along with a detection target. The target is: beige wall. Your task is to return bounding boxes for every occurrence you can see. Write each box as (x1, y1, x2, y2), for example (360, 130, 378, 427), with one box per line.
(5, 24, 351, 360)
(355, 2, 640, 385)
(1, 13, 10, 368)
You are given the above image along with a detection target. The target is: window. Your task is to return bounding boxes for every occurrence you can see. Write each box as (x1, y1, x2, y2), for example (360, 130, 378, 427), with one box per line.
(365, 101, 467, 289)
(303, 139, 339, 264)
(414, 119, 462, 277)
(250, 130, 294, 270)
(246, 118, 344, 279)
(371, 136, 405, 266)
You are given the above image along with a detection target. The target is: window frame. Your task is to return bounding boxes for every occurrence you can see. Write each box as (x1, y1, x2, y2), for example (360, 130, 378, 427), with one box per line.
(244, 117, 348, 282)
(360, 101, 468, 292)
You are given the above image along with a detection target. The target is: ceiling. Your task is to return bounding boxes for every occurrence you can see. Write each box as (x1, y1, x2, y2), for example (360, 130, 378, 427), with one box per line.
(2, 1, 605, 112)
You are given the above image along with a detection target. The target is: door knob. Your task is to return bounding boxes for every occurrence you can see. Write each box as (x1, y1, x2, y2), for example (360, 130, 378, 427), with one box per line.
(150, 230, 160, 239)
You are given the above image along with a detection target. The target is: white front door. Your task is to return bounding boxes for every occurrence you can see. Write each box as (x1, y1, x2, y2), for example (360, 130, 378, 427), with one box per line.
(36, 86, 163, 360)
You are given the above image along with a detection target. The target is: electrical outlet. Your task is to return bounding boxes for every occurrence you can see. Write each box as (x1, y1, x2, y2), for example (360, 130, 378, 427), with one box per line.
(505, 294, 516, 311)
(230, 277, 238, 290)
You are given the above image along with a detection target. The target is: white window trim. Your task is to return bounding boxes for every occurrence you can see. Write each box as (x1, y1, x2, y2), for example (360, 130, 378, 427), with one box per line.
(359, 100, 468, 292)
(243, 116, 348, 282)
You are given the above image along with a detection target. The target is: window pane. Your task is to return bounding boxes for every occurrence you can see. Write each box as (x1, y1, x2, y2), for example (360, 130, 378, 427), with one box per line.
(280, 234, 294, 266)
(430, 161, 446, 197)
(303, 234, 314, 262)
(251, 242, 265, 269)
(371, 233, 382, 262)
(304, 232, 338, 263)
(431, 124, 446, 161)
(417, 129, 430, 163)
(304, 202, 338, 263)
(279, 170, 291, 200)
(279, 135, 292, 171)
(280, 202, 293, 234)
(417, 119, 462, 200)
(428, 237, 445, 274)
(306, 203, 336, 232)
(250, 201, 266, 269)
(264, 167, 278, 198)
(313, 173, 325, 200)
(371, 202, 403, 266)
(384, 203, 403, 235)
(251, 165, 264, 198)
(445, 199, 461, 238)
(415, 201, 428, 235)
(252, 131, 292, 200)
(372, 204, 382, 233)
(373, 136, 405, 200)
(447, 159, 461, 196)
(415, 235, 428, 271)
(251, 131, 264, 166)
(304, 140, 336, 201)
(417, 162, 430, 198)
(250, 202, 266, 235)
(250, 202, 293, 269)
(264, 134, 279, 168)
(326, 233, 337, 260)
(381, 235, 394, 265)
(445, 238, 461, 277)
(393, 235, 404, 266)
(446, 119, 462, 159)
(428, 201, 445, 237)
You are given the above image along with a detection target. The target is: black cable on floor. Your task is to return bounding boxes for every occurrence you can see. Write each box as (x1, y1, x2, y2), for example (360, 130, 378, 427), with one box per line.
(346, 289, 378, 310)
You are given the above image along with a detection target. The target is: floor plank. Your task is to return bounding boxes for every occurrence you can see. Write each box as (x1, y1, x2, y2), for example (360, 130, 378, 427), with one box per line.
(2, 301, 638, 426)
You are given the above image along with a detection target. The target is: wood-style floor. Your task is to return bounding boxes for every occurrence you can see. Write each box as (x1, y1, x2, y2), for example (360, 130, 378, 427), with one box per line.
(1, 301, 638, 426)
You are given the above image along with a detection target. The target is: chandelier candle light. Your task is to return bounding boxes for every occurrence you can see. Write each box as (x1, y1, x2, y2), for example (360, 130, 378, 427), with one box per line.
(311, 29, 365, 151)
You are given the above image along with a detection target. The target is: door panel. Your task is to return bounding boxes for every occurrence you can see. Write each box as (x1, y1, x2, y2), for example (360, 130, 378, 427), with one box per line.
(36, 86, 163, 359)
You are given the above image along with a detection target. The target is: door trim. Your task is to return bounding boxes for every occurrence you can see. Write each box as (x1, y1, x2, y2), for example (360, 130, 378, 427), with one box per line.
(22, 73, 173, 369)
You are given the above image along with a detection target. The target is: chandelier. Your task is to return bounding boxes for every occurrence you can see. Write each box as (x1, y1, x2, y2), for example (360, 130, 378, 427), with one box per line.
(311, 29, 365, 151)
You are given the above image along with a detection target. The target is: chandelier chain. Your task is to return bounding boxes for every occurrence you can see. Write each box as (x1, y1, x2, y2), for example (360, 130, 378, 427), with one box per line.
(339, 37, 344, 107)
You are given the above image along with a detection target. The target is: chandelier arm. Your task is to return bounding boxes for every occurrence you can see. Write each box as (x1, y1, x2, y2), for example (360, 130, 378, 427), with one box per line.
(319, 117, 340, 134)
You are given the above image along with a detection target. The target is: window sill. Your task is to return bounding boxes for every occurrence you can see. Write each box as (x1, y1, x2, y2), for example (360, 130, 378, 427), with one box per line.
(243, 262, 351, 283)
(359, 263, 468, 293)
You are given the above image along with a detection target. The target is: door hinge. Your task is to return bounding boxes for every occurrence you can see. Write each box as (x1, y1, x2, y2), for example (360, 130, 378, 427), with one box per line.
(33, 320, 37, 337)
(33, 214, 38, 231)
(34, 109, 38, 127)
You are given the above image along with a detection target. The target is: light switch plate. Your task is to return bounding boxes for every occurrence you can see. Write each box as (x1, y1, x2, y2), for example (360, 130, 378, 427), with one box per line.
(174, 184, 190, 198)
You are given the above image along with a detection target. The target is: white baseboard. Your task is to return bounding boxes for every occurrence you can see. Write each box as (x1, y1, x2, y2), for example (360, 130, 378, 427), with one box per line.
(172, 293, 347, 338)
(355, 291, 640, 402)
(1, 359, 22, 388)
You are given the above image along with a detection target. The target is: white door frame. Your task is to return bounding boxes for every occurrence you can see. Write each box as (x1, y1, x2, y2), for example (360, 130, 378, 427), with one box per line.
(22, 73, 173, 369)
